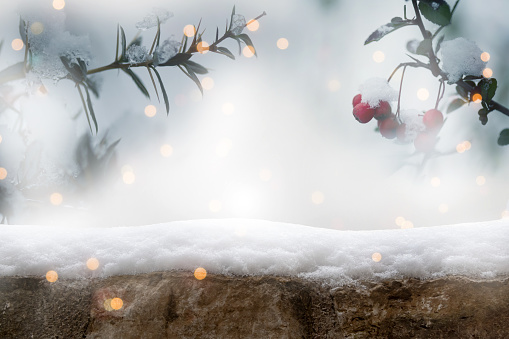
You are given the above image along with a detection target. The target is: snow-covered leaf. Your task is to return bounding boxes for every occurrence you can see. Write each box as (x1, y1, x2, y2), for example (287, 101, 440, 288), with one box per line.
(364, 19, 415, 45)
(418, 0, 451, 26)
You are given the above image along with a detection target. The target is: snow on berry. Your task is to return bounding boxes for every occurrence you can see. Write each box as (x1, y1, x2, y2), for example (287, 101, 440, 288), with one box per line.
(398, 109, 426, 142)
(353, 103, 375, 123)
(359, 78, 398, 108)
(439, 38, 487, 84)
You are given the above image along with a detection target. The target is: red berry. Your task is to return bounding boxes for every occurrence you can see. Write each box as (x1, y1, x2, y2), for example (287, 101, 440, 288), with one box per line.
(378, 116, 399, 139)
(423, 109, 444, 132)
(352, 94, 362, 107)
(374, 101, 392, 120)
(414, 132, 436, 153)
(353, 103, 375, 123)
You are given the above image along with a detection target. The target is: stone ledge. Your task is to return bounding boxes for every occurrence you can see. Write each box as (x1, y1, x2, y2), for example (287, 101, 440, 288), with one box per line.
(1, 272, 508, 338)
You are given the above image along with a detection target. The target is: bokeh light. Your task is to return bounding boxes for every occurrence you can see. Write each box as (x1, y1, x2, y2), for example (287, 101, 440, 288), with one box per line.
(371, 253, 382, 262)
(311, 191, 324, 205)
(110, 298, 123, 310)
(472, 93, 482, 103)
(476, 176, 486, 186)
(327, 79, 341, 92)
(50, 192, 63, 206)
(215, 138, 232, 157)
(430, 177, 441, 187)
(183, 25, 196, 37)
(30, 22, 44, 35)
(417, 88, 430, 101)
(438, 203, 449, 214)
(0, 168, 7, 180)
(372, 51, 385, 63)
(259, 168, 272, 182)
(456, 140, 471, 154)
(0, 135, 2, 143)
(243, 45, 255, 58)
(201, 77, 214, 90)
(194, 267, 207, 280)
(483, 68, 493, 78)
(246, 19, 259, 31)
(197, 41, 209, 54)
(480, 52, 490, 62)
(395, 216, 405, 227)
(122, 171, 135, 185)
(277, 38, 289, 50)
(160, 144, 173, 157)
(401, 220, 414, 229)
(46, 270, 58, 282)
(209, 200, 222, 213)
(103, 299, 114, 311)
(52, 0, 65, 10)
(222, 102, 235, 115)
(144, 105, 157, 117)
(11, 39, 24, 51)
(86, 258, 100, 270)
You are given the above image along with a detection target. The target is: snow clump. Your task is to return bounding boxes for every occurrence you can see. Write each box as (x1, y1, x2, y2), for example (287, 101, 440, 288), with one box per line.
(126, 45, 149, 65)
(440, 37, 486, 83)
(153, 38, 181, 65)
(135, 8, 173, 30)
(398, 109, 426, 142)
(230, 14, 246, 36)
(359, 77, 398, 107)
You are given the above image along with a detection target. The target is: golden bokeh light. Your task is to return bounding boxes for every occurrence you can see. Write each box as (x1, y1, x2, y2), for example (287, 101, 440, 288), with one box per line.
(0, 167, 7, 180)
(122, 171, 135, 185)
(328, 79, 341, 92)
(243, 45, 255, 58)
(11, 39, 24, 51)
(311, 191, 325, 205)
(194, 267, 207, 280)
(395, 216, 405, 227)
(222, 102, 235, 115)
(438, 203, 449, 214)
(50, 192, 63, 206)
(30, 22, 44, 35)
(463, 141, 471, 150)
(103, 299, 114, 311)
(480, 52, 490, 62)
(110, 297, 123, 310)
(483, 68, 493, 78)
(197, 41, 209, 54)
(46, 270, 58, 282)
(430, 177, 441, 187)
(372, 51, 385, 63)
(417, 88, 430, 101)
(456, 143, 466, 153)
(259, 168, 272, 182)
(371, 253, 382, 262)
(53, 0, 65, 10)
(476, 175, 486, 186)
(215, 138, 232, 157)
(183, 25, 196, 37)
(144, 105, 157, 117)
(201, 77, 214, 90)
(277, 38, 289, 50)
(86, 258, 100, 271)
(246, 19, 259, 31)
(401, 220, 414, 229)
(472, 93, 482, 103)
(209, 200, 222, 213)
(160, 144, 173, 157)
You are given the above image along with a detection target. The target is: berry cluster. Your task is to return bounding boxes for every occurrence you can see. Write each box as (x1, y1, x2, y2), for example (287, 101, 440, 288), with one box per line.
(352, 94, 444, 153)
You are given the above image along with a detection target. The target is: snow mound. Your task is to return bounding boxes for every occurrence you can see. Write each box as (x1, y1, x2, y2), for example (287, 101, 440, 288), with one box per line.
(440, 37, 486, 83)
(359, 77, 398, 107)
(1, 219, 508, 285)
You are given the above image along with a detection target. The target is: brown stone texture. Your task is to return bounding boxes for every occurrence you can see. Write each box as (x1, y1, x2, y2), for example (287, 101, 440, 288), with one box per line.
(1, 272, 508, 338)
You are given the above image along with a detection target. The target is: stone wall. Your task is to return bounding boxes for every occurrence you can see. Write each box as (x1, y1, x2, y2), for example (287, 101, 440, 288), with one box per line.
(1, 272, 508, 338)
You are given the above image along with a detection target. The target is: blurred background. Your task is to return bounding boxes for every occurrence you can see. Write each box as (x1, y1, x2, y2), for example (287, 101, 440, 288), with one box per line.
(1, 0, 509, 230)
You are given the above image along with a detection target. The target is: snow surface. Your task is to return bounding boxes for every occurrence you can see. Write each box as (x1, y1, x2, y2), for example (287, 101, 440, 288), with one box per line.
(135, 8, 173, 30)
(153, 38, 181, 65)
(359, 77, 398, 107)
(0, 219, 508, 285)
(230, 14, 246, 36)
(126, 45, 149, 65)
(440, 37, 486, 83)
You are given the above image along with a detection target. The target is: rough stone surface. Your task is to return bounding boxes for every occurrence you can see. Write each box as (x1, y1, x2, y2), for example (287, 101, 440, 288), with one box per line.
(1, 272, 508, 338)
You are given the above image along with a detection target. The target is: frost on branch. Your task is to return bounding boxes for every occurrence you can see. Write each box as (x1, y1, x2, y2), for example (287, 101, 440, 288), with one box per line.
(153, 38, 181, 66)
(231, 14, 246, 36)
(135, 8, 173, 30)
(126, 45, 149, 65)
(359, 77, 398, 107)
(440, 37, 486, 84)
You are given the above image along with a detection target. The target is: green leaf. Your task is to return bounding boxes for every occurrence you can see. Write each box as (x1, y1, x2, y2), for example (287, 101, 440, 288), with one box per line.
(180, 65, 203, 95)
(182, 60, 208, 74)
(497, 129, 509, 146)
(159, 53, 192, 67)
(216, 46, 235, 60)
(447, 98, 466, 113)
(237, 34, 257, 56)
(480, 78, 497, 103)
(416, 39, 432, 56)
(84, 85, 98, 133)
(120, 26, 127, 61)
(456, 85, 469, 100)
(77, 84, 95, 134)
(364, 20, 415, 45)
(85, 76, 100, 98)
(435, 35, 445, 54)
(122, 68, 150, 98)
(60, 56, 85, 82)
(418, 0, 451, 26)
(150, 66, 170, 115)
(18, 18, 27, 44)
(229, 5, 236, 31)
